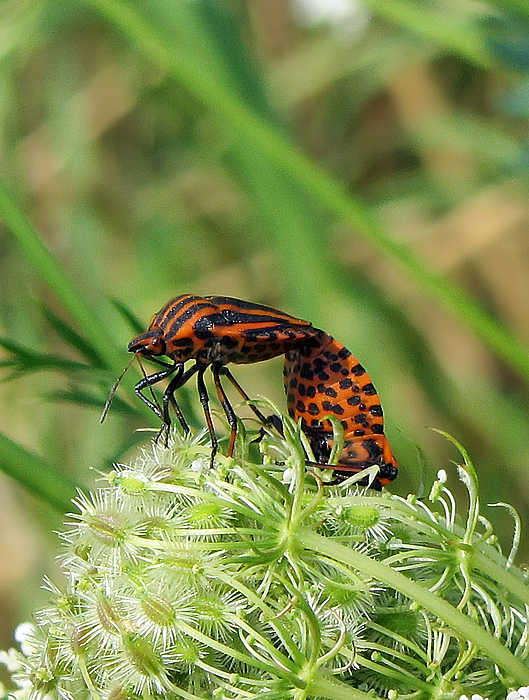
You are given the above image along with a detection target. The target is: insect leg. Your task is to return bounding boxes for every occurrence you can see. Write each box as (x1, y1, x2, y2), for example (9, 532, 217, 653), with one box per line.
(218, 366, 270, 426)
(162, 363, 201, 437)
(134, 363, 180, 422)
(212, 364, 239, 457)
(196, 365, 218, 466)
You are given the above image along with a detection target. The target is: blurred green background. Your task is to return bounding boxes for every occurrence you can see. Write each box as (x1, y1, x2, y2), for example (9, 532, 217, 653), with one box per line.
(1, 0, 529, 645)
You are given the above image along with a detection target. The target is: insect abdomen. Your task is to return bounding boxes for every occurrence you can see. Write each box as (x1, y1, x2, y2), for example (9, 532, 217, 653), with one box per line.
(284, 333, 397, 486)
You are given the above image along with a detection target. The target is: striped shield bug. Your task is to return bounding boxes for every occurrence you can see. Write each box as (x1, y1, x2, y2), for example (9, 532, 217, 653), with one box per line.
(102, 294, 320, 460)
(283, 332, 398, 489)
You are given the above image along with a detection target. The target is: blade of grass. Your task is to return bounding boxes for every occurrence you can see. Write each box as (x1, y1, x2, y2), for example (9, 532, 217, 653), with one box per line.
(0, 431, 81, 512)
(362, 0, 493, 69)
(0, 338, 95, 375)
(111, 299, 146, 336)
(41, 304, 106, 368)
(0, 182, 119, 371)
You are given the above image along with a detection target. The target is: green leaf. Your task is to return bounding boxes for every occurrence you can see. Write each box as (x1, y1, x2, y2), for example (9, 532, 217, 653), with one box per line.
(111, 298, 145, 335)
(0, 430, 81, 512)
(41, 304, 107, 368)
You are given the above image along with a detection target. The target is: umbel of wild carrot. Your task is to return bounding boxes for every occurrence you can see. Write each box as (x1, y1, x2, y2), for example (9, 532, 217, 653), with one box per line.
(3, 411, 529, 700)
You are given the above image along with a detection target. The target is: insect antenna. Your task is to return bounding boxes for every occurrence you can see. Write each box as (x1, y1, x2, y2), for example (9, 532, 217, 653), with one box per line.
(100, 353, 138, 423)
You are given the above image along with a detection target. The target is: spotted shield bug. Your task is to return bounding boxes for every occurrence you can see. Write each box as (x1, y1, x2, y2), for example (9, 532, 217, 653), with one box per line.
(284, 332, 398, 489)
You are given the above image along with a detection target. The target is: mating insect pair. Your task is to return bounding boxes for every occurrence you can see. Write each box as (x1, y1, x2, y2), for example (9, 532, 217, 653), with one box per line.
(103, 294, 398, 488)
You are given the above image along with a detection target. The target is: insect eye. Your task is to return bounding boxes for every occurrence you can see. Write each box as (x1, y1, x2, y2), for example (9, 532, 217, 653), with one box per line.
(150, 335, 166, 355)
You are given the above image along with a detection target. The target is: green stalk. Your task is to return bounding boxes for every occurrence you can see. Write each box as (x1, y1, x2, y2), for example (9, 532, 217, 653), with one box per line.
(308, 675, 376, 700)
(298, 529, 529, 685)
(473, 551, 529, 607)
(84, 0, 529, 384)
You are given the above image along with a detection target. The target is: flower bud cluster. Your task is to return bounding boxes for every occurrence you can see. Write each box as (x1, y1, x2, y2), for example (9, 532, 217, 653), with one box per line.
(2, 421, 529, 700)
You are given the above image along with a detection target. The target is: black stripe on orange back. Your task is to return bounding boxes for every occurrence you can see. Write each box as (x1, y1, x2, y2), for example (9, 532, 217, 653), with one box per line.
(158, 296, 211, 325)
(161, 300, 218, 341)
(196, 311, 313, 329)
(206, 296, 313, 325)
(155, 295, 198, 322)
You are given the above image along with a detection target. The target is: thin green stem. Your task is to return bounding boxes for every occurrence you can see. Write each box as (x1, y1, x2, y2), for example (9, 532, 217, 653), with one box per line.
(308, 675, 381, 700)
(473, 551, 529, 608)
(174, 617, 299, 683)
(354, 654, 434, 692)
(298, 529, 529, 685)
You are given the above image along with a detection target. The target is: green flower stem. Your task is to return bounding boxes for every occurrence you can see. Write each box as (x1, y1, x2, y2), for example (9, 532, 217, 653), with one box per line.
(473, 551, 529, 608)
(0, 429, 80, 512)
(174, 617, 302, 687)
(361, 631, 430, 669)
(215, 580, 305, 666)
(128, 534, 278, 553)
(229, 613, 301, 675)
(328, 494, 449, 538)
(354, 654, 434, 693)
(333, 492, 529, 609)
(147, 483, 274, 525)
(315, 557, 371, 592)
(308, 675, 380, 700)
(167, 682, 207, 700)
(298, 529, 529, 685)
(84, 0, 529, 384)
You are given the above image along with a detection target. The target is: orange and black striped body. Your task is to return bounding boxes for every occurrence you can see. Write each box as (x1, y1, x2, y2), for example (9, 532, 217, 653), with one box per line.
(124, 295, 321, 460)
(284, 332, 398, 488)
(129, 294, 319, 365)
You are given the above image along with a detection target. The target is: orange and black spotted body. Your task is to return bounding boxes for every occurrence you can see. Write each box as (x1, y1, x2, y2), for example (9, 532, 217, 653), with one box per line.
(124, 294, 321, 460)
(284, 332, 398, 488)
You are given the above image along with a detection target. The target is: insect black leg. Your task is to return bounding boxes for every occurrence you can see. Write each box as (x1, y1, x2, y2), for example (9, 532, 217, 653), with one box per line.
(218, 366, 270, 426)
(161, 364, 200, 442)
(150, 364, 186, 446)
(134, 363, 180, 423)
(195, 364, 218, 467)
(212, 364, 239, 457)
